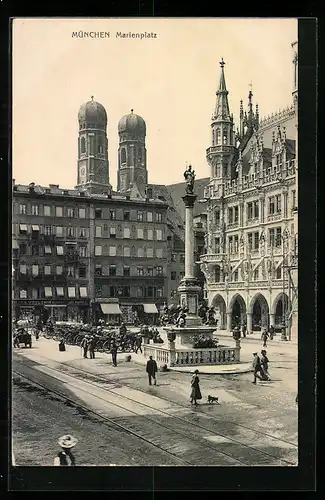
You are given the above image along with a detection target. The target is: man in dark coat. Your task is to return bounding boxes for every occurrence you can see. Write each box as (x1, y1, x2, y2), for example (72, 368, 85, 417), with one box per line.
(111, 343, 118, 366)
(146, 355, 158, 385)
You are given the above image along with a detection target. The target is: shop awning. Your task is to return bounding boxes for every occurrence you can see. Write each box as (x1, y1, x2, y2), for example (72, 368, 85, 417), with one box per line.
(143, 303, 158, 314)
(32, 225, 40, 231)
(101, 303, 122, 315)
(12, 240, 19, 249)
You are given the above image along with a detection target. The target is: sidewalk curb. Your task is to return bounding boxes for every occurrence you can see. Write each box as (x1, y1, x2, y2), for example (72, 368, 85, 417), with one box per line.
(168, 365, 254, 375)
(216, 333, 298, 346)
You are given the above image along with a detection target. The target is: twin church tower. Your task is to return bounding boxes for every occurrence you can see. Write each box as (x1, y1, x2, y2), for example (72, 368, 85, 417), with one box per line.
(76, 59, 257, 196)
(76, 97, 148, 195)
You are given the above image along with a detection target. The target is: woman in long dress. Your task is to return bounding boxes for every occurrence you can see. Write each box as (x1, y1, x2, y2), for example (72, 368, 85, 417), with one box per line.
(260, 350, 271, 381)
(190, 369, 202, 406)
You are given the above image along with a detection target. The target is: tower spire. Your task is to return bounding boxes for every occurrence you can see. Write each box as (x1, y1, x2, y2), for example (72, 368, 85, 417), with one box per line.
(214, 58, 231, 121)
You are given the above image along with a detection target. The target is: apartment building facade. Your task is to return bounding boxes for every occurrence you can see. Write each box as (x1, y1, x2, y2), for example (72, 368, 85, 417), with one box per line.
(12, 182, 92, 323)
(91, 196, 169, 324)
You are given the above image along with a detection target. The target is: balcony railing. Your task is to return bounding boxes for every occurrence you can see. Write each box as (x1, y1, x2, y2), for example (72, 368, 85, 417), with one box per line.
(200, 253, 226, 263)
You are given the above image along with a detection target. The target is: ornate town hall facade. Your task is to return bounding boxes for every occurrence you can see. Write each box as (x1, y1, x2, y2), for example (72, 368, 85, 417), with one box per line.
(200, 43, 298, 340)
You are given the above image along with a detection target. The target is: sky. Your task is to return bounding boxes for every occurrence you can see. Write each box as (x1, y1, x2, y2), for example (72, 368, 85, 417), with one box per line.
(12, 18, 297, 189)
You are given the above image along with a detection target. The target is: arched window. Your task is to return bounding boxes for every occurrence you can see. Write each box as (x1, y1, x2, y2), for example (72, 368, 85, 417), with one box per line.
(216, 129, 221, 145)
(212, 130, 215, 145)
(98, 144, 103, 154)
(215, 265, 221, 282)
(121, 148, 126, 164)
(223, 132, 228, 145)
(80, 137, 86, 154)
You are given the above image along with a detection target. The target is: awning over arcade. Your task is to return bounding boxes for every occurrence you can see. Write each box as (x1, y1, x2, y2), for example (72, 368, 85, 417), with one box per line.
(100, 303, 122, 315)
(143, 303, 158, 314)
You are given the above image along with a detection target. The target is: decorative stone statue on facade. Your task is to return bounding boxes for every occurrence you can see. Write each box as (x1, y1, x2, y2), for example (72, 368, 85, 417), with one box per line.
(183, 164, 196, 194)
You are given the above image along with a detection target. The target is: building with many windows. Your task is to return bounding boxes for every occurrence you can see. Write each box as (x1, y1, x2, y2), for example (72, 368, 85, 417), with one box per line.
(91, 195, 168, 324)
(12, 182, 169, 324)
(12, 182, 92, 322)
(200, 45, 298, 340)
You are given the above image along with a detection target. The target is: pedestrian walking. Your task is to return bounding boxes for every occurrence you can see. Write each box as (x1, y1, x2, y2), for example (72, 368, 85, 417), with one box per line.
(190, 369, 202, 406)
(146, 355, 158, 385)
(80, 335, 89, 358)
(261, 328, 268, 347)
(134, 334, 143, 354)
(269, 325, 275, 340)
(54, 434, 78, 466)
(260, 350, 271, 380)
(111, 343, 118, 366)
(252, 352, 263, 384)
(241, 323, 247, 338)
(88, 335, 96, 359)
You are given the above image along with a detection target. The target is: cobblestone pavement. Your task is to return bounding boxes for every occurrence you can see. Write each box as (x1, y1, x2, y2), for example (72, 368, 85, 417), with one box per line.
(12, 335, 298, 466)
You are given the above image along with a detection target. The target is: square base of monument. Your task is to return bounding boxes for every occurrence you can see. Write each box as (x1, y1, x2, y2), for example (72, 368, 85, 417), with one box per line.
(164, 325, 217, 347)
(184, 315, 202, 327)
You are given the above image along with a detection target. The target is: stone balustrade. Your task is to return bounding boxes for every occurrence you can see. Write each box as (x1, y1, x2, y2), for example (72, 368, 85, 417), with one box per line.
(174, 346, 240, 366)
(143, 345, 171, 365)
(222, 160, 296, 196)
(143, 343, 240, 367)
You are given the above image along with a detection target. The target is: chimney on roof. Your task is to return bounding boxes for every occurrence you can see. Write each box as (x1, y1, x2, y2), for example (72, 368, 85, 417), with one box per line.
(49, 184, 59, 189)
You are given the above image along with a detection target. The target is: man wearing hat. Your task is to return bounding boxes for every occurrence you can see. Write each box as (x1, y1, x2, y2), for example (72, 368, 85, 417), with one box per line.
(87, 335, 96, 359)
(146, 355, 158, 386)
(80, 335, 89, 358)
(252, 352, 263, 384)
(54, 435, 78, 466)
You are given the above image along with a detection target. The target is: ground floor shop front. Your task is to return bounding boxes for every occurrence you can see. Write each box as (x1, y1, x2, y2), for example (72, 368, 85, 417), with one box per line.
(93, 299, 164, 326)
(13, 299, 91, 324)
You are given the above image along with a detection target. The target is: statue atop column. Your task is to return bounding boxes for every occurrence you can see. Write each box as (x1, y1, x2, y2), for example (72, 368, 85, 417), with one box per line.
(184, 164, 196, 194)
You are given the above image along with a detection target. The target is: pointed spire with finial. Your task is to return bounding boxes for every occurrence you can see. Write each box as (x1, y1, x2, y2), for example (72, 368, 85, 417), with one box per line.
(248, 84, 254, 125)
(214, 57, 231, 121)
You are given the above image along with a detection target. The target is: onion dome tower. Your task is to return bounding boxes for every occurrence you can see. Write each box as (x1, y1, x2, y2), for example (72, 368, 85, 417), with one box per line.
(76, 96, 111, 194)
(117, 109, 147, 193)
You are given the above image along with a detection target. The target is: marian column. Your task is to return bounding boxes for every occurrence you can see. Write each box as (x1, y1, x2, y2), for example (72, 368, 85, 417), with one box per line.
(177, 165, 202, 326)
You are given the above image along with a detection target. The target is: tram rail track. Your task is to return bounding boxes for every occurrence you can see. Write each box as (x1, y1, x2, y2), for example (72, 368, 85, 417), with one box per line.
(13, 369, 191, 466)
(13, 356, 297, 466)
(14, 352, 298, 448)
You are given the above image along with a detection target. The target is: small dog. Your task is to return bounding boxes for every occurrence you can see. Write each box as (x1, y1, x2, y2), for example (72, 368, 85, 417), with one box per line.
(207, 395, 219, 404)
